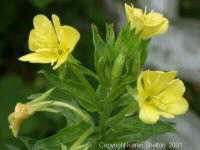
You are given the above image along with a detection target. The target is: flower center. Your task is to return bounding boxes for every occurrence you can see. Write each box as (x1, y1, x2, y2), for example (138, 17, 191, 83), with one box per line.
(145, 95, 167, 111)
(58, 49, 63, 55)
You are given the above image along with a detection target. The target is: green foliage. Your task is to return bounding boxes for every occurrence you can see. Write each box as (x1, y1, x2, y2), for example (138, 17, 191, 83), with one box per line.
(39, 70, 97, 112)
(18, 136, 36, 150)
(6, 145, 20, 150)
(32, 122, 90, 150)
(25, 24, 175, 150)
(92, 24, 150, 89)
(6, 23, 177, 150)
(105, 117, 176, 143)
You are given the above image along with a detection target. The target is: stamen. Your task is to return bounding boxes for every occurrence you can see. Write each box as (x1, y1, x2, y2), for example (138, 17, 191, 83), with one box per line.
(131, 4, 134, 8)
(150, 10, 154, 13)
(144, 5, 147, 15)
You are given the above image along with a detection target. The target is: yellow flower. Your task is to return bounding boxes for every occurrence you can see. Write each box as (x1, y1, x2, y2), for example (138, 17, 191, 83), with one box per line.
(8, 88, 55, 137)
(125, 3, 169, 39)
(137, 70, 188, 124)
(19, 14, 80, 70)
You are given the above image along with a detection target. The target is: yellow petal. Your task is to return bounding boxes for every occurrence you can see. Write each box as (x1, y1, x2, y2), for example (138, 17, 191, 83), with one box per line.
(29, 29, 47, 51)
(153, 18, 169, 35)
(33, 14, 52, 32)
(32, 14, 58, 49)
(59, 26, 80, 53)
(125, 3, 144, 33)
(139, 105, 160, 124)
(160, 79, 185, 99)
(125, 3, 133, 22)
(165, 97, 189, 115)
(137, 72, 146, 107)
(19, 52, 57, 64)
(142, 70, 177, 95)
(142, 20, 167, 39)
(159, 112, 175, 118)
(53, 52, 68, 70)
(52, 14, 62, 42)
(145, 12, 164, 26)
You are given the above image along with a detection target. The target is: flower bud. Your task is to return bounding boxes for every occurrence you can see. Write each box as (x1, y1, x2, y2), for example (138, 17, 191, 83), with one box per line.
(111, 53, 125, 88)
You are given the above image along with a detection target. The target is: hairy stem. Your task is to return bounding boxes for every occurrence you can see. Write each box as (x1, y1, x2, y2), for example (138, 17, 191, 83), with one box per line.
(52, 101, 93, 125)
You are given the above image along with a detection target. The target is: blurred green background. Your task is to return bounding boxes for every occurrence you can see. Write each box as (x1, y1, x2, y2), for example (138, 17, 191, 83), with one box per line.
(0, 0, 200, 149)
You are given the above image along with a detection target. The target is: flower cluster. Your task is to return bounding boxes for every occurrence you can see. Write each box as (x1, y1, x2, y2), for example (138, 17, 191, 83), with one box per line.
(8, 3, 189, 150)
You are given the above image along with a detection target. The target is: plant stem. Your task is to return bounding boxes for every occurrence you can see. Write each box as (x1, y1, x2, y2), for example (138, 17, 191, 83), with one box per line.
(70, 127, 94, 149)
(99, 103, 113, 139)
(52, 101, 93, 125)
(68, 63, 101, 111)
(69, 64, 96, 99)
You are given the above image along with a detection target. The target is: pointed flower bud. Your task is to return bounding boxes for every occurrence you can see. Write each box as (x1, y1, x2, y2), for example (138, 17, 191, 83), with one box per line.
(111, 53, 125, 88)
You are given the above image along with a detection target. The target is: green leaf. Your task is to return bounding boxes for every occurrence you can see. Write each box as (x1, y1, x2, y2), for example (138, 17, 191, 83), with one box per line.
(106, 102, 139, 132)
(18, 136, 36, 150)
(96, 85, 108, 101)
(5, 145, 20, 150)
(92, 24, 106, 67)
(140, 39, 151, 67)
(39, 70, 97, 112)
(113, 93, 134, 108)
(70, 62, 98, 80)
(120, 118, 176, 133)
(106, 85, 126, 103)
(61, 144, 67, 150)
(96, 57, 109, 87)
(106, 23, 115, 46)
(33, 122, 90, 150)
(105, 117, 176, 143)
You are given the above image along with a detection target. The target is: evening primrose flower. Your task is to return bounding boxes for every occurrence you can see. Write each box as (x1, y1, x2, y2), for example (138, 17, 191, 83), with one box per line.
(8, 88, 55, 137)
(125, 3, 169, 39)
(137, 70, 188, 124)
(19, 14, 80, 69)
